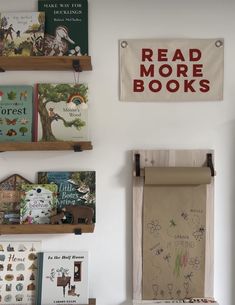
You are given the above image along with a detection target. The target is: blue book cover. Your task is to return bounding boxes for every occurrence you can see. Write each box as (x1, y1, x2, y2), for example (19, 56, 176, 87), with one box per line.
(38, 171, 96, 223)
(0, 85, 34, 142)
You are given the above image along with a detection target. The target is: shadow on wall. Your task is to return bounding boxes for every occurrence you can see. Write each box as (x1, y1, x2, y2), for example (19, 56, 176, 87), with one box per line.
(116, 150, 133, 305)
(214, 119, 235, 305)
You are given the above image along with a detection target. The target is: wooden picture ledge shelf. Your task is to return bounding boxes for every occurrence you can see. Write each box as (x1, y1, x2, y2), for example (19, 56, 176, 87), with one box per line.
(82, 298, 96, 305)
(0, 56, 92, 72)
(0, 223, 95, 235)
(0, 141, 93, 152)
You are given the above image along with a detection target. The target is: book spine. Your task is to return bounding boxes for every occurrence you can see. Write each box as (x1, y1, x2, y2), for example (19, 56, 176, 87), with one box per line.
(33, 84, 39, 142)
(36, 252, 44, 305)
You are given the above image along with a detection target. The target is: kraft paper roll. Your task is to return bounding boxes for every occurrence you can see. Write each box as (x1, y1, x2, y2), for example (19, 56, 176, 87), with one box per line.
(144, 167, 211, 185)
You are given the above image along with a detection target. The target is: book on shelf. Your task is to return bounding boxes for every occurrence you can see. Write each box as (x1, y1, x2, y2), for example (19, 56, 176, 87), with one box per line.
(0, 174, 32, 224)
(38, 171, 96, 223)
(0, 85, 34, 142)
(38, 0, 88, 56)
(0, 240, 41, 305)
(36, 251, 89, 305)
(0, 12, 45, 56)
(35, 83, 89, 142)
(20, 184, 58, 224)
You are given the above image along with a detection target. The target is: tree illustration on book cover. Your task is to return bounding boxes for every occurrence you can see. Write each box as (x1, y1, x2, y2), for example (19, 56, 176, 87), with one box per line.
(36, 83, 88, 142)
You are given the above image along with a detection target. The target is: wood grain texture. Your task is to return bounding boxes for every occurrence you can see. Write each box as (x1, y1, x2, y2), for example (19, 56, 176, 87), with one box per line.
(0, 141, 93, 152)
(0, 224, 95, 235)
(132, 150, 215, 301)
(133, 300, 218, 305)
(0, 56, 92, 71)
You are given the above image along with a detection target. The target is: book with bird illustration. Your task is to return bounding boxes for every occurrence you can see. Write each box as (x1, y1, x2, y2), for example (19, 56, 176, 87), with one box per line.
(0, 12, 45, 56)
(0, 240, 41, 305)
(36, 251, 88, 305)
(35, 83, 88, 142)
(38, 171, 96, 223)
(20, 184, 58, 224)
(38, 0, 88, 56)
(0, 85, 34, 142)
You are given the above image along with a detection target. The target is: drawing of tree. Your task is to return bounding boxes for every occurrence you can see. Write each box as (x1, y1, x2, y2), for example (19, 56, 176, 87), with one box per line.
(37, 84, 88, 141)
(19, 126, 28, 136)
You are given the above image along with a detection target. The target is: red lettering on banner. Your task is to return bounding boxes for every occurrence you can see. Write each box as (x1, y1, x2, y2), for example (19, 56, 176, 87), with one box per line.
(184, 80, 196, 92)
(142, 49, 153, 61)
(199, 80, 210, 92)
(149, 80, 162, 92)
(133, 80, 144, 92)
(189, 49, 201, 61)
(172, 49, 185, 61)
(166, 80, 180, 92)
(140, 64, 154, 77)
(159, 64, 173, 77)
(193, 64, 203, 77)
(177, 65, 188, 77)
(158, 49, 168, 61)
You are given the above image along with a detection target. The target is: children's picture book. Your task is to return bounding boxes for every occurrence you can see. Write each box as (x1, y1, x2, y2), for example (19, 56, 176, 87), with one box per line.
(38, 171, 96, 223)
(0, 174, 32, 224)
(0, 86, 34, 142)
(20, 184, 58, 224)
(0, 240, 41, 305)
(36, 251, 88, 305)
(38, 0, 88, 56)
(0, 12, 45, 56)
(35, 83, 88, 142)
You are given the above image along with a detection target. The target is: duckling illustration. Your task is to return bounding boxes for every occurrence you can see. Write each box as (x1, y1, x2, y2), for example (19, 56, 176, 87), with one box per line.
(44, 26, 75, 56)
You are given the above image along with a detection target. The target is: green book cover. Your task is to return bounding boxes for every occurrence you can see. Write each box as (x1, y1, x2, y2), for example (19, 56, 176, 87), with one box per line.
(36, 83, 88, 142)
(0, 85, 34, 142)
(38, 0, 88, 56)
(38, 171, 96, 223)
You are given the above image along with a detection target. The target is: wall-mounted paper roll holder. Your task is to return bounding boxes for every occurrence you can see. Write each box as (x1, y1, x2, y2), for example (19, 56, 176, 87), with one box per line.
(134, 153, 215, 177)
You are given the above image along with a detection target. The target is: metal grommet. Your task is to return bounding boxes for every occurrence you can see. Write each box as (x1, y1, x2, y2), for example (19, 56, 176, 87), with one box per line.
(121, 41, 128, 48)
(215, 40, 223, 48)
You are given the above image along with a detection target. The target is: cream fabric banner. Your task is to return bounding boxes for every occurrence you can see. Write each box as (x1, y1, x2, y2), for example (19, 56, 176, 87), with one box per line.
(119, 39, 224, 101)
(143, 167, 211, 300)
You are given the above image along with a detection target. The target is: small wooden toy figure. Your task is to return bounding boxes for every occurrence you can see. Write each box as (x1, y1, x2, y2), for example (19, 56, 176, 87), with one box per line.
(63, 205, 94, 224)
(50, 211, 66, 224)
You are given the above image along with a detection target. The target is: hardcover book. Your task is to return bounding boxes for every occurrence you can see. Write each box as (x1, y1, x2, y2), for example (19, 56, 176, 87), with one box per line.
(0, 240, 41, 305)
(36, 251, 88, 305)
(36, 83, 88, 142)
(20, 184, 58, 224)
(0, 174, 32, 224)
(0, 12, 45, 56)
(38, 0, 88, 56)
(38, 171, 96, 223)
(0, 85, 34, 142)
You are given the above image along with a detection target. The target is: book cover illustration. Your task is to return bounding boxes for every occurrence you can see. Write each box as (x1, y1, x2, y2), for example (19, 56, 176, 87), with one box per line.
(36, 83, 88, 142)
(0, 12, 45, 56)
(36, 251, 88, 305)
(0, 240, 41, 305)
(0, 174, 32, 224)
(38, 171, 96, 223)
(20, 184, 58, 224)
(0, 86, 34, 142)
(38, 0, 88, 56)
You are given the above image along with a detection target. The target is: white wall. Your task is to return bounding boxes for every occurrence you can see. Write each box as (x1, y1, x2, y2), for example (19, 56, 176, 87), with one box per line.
(0, 0, 234, 304)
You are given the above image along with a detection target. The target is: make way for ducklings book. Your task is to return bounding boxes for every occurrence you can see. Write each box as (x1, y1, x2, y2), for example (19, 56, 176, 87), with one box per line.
(36, 251, 89, 305)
